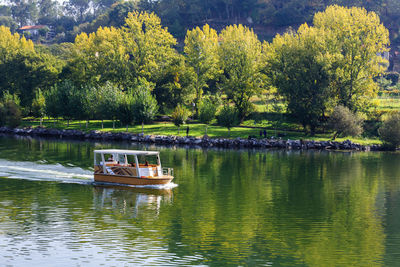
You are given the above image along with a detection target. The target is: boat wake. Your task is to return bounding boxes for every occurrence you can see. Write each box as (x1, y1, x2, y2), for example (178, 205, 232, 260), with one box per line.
(0, 159, 93, 185)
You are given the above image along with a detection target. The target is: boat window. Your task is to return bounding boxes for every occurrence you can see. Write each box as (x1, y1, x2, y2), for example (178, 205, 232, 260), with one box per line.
(138, 155, 158, 166)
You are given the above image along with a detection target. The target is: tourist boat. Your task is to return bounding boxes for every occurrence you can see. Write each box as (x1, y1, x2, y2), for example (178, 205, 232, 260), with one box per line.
(93, 149, 174, 186)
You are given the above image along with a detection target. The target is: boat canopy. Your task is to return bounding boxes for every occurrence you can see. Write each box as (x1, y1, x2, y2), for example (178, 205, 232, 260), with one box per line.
(94, 149, 159, 156)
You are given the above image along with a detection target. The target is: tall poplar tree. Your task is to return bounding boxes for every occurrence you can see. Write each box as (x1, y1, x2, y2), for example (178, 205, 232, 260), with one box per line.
(184, 24, 220, 117)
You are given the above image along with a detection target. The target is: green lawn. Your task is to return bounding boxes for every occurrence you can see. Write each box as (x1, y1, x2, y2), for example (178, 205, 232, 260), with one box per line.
(21, 118, 383, 145)
(19, 96, 400, 146)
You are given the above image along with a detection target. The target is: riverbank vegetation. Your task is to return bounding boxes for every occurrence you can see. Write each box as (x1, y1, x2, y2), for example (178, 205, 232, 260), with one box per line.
(1, 5, 400, 147)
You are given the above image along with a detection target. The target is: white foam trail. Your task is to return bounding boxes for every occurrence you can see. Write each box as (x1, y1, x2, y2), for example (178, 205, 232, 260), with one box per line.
(0, 159, 93, 184)
(126, 182, 179, 189)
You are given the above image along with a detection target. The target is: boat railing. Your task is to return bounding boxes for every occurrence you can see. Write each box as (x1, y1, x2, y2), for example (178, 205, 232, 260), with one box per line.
(162, 167, 173, 177)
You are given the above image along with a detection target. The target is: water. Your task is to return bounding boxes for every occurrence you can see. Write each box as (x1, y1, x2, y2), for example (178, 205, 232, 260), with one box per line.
(0, 135, 399, 266)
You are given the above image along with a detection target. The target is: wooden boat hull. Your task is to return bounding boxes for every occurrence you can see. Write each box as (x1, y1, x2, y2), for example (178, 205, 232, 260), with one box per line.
(94, 173, 173, 186)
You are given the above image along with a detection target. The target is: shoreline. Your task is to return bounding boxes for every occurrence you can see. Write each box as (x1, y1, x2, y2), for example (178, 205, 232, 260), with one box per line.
(0, 126, 387, 151)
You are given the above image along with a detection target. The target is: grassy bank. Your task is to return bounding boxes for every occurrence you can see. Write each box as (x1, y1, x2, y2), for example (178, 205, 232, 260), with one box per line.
(21, 118, 382, 146)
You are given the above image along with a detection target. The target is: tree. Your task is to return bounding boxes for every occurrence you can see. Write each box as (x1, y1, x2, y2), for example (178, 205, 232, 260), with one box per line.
(264, 24, 333, 134)
(117, 91, 135, 132)
(328, 105, 364, 140)
(0, 91, 21, 128)
(378, 112, 400, 149)
(171, 104, 189, 135)
(44, 85, 60, 126)
(313, 5, 390, 111)
(0, 26, 62, 108)
(217, 104, 239, 135)
(92, 82, 123, 129)
(31, 88, 46, 126)
(184, 24, 220, 117)
(68, 26, 128, 87)
(122, 11, 179, 87)
(218, 24, 264, 121)
(132, 78, 158, 135)
(198, 96, 218, 135)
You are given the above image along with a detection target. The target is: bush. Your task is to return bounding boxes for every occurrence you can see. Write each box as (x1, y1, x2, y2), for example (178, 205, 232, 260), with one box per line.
(0, 91, 22, 128)
(3, 101, 22, 128)
(171, 105, 190, 134)
(378, 112, 400, 149)
(328, 105, 363, 139)
(217, 105, 239, 134)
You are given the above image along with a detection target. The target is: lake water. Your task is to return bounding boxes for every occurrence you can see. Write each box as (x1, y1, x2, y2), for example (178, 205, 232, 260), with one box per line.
(0, 135, 399, 266)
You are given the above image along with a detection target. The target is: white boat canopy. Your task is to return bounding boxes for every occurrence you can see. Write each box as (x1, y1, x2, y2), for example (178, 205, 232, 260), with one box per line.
(94, 149, 160, 156)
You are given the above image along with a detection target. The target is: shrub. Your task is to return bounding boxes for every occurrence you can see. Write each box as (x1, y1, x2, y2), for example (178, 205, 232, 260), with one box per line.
(4, 101, 22, 128)
(198, 97, 218, 134)
(217, 105, 239, 135)
(378, 112, 400, 149)
(328, 105, 363, 139)
(171, 105, 190, 134)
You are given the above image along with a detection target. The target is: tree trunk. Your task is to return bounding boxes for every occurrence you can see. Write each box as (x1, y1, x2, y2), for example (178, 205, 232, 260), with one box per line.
(142, 122, 144, 135)
(101, 120, 104, 129)
(40, 117, 43, 127)
(67, 119, 69, 127)
(205, 125, 208, 135)
(126, 125, 129, 132)
(53, 118, 56, 127)
(112, 120, 115, 130)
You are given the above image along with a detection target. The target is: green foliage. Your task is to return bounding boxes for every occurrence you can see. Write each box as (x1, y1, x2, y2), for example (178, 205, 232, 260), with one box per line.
(31, 89, 46, 118)
(218, 24, 264, 121)
(329, 105, 364, 139)
(0, 26, 62, 107)
(132, 78, 158, 125)
(92, 82, 124, 122)
(313, 5, 390, 111)
(117, 91, 135, 131)
(0, 92, 22, 127)
(171, 105, 190, 131)
(184, 24, 220, 116)
(378, 112, 400, 148)
(3, 101, 22, 128)
(198, 96, 218, 125)
(44, 85, 60, 120)
(217, 105, 239, 132)
(152, 55, 195, 111)
(265, 24, 333, 134)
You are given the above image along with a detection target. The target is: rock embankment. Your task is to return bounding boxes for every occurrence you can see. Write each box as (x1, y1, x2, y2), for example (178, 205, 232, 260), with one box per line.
(0, 126, 382, 151)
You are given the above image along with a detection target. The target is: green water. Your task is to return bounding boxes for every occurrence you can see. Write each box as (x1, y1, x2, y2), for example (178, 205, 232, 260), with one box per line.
(0, 135, 399, 266)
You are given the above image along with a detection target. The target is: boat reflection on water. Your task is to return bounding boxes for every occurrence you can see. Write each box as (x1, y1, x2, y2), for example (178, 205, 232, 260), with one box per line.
(92, 185, 173, 217)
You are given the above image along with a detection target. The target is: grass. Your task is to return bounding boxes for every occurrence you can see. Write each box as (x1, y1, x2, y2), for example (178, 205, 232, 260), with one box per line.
(18, 96, 400, 146)
(20, 118, 383, 145)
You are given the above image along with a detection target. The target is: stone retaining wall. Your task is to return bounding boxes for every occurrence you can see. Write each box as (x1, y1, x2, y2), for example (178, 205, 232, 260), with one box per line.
(0, 126, 384, 151)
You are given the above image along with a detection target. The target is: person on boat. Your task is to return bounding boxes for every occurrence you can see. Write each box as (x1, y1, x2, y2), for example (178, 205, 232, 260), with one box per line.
(145, 160, 149, 166)
(107, 155, 114, 162)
